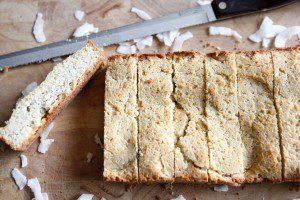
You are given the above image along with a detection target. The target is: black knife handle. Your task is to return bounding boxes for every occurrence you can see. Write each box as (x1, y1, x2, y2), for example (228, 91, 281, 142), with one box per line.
(211, 0, 298, 19)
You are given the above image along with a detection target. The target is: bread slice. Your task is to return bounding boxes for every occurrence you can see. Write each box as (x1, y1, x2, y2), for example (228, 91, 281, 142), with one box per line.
(103, 55, 138, 182)
(170, 52, 209, 182)
(236, 50, 282, 183)
(0, 41, 104, 151)
(138, 54, 175, 182)
(205, 52, 244, 185)
(272, 47, 300, 182)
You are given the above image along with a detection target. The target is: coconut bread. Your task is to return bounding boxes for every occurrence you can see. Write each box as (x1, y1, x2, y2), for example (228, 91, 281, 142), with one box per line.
(236, 51, 282, 183)
(170, 52, 209, 182)
(103, 55, 138, 182)
(138, 54, 175, 182)
(0, 41, 104, 151)
(272, 47, 300, 182)
(205, 52, 244, 185)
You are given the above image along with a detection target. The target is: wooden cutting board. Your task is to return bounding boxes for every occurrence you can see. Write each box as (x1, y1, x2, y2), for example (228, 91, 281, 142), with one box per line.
(0, 0, 299, 199)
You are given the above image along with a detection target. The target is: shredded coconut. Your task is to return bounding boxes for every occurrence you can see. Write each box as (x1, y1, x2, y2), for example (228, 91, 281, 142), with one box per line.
(33, 193, 49, 200)
(16, 82, 38, 105)
(248, 16, 287, 43)
(38, 139, 54, 154)
(262, 38, 271, 48)
(33, 13, 46, 43)
(213, 185, 229, 192)
(20, 154, 28, 168)
(86, 152, 93, 163)
(22, 82, 38, 97)
(52, 57, 63, 62)
(11, 168, 27, 190)
(28, 178, 44, 200)
(116, 44, 137, 54)
(171, 31, 193, 52)
(74, 10, 85, 21)
(171, 195, 186, 200)
(135, 36, 153, 51)
(73, 23, 99, 37)
(40, 122, 55, 139)
(78, 194, 94, 200)
(197, 0, 212, 5)
(131, 7, 152, 20)
(209, 26, 242, 39)
(274, 26, 300, 48)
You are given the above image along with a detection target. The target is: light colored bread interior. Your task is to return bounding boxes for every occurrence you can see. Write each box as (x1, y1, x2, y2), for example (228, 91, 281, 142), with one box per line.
(138, 55, 175, 182)
(205, 52, 244, 185)
(0, 41, 104, 151)
(236, 51, 282, 183)
(103, 55, 138, 182)
(272, 47, 300, 182)
(170, 52, 209, 182)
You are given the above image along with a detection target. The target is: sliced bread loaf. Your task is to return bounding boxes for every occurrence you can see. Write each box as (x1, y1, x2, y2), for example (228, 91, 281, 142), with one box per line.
(170, 52, 209, 182)
(205, 52, 244, 185)
(138, 54, 175, 182)
(272, 47, 300, 182)
(236, 50, 282, 183)
(0, 41, 105, 151)
(104, 55, 138, 182)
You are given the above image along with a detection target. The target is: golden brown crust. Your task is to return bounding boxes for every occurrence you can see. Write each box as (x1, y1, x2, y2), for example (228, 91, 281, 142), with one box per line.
(10, 42, 105, 151)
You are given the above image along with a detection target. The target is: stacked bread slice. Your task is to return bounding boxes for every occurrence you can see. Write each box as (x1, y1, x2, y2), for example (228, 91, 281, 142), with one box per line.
(0, 41, 105, 151)
(104, 47, 300, 185)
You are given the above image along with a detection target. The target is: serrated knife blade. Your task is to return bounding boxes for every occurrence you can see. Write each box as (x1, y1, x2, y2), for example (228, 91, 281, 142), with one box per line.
(0, 4, 216, 70)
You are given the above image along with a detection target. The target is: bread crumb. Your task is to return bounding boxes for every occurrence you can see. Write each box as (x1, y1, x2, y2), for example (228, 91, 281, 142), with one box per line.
(86, 152, 93, 163)
(94, 134, 103, 149)
(2, 66, 9, 72)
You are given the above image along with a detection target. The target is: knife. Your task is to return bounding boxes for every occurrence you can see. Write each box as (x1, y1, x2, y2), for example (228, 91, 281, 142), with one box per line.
(0, 0, 297, 70)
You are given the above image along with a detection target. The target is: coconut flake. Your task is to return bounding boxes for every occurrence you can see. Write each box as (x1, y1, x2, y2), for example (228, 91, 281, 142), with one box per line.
(16, 82, 38, 105)
(262, 38, 271, 48)
(33, 193, 49, 200)
(156, 33, 164, 42)
(74, 10, 85, 21)
(52, 57, 63, 62)
(86, 152, 93, 163)
(169, 30, 180, 42)
(40, 122, 55, 139)
(20, 154, 28, 168)
(275, 26, 300, 48)
(131, 7, 151, 20)
(38, 139, 54, 154)
(213, 185, 229, 192)
(171, 195, 186, 200)
(78, 194, 94, 200)
(209, 26, 242, 39)
(28, 178, 44, 200)
(197, 0, 212, 5)
(116, 44, 137, 54)
(73, 23, 99, 37)
(248, 16, 287, 43)
(11, 168, 27, 190)
(33, 13, 46, 43)
(171, 31, 193, 52)
(135, 36, 153, 51)
(23, 82, 38, 97)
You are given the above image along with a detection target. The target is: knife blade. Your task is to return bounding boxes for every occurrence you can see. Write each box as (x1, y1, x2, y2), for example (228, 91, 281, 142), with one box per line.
(0, 0, 297, 70)
(0, 4, 216, 70)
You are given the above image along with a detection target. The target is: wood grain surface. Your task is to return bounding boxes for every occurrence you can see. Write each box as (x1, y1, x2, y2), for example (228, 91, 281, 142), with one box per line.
(0, 0, 299, 199)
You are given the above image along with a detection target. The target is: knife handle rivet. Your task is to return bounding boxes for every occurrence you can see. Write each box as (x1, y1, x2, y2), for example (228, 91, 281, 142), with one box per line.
(218, 2, 227, 10)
